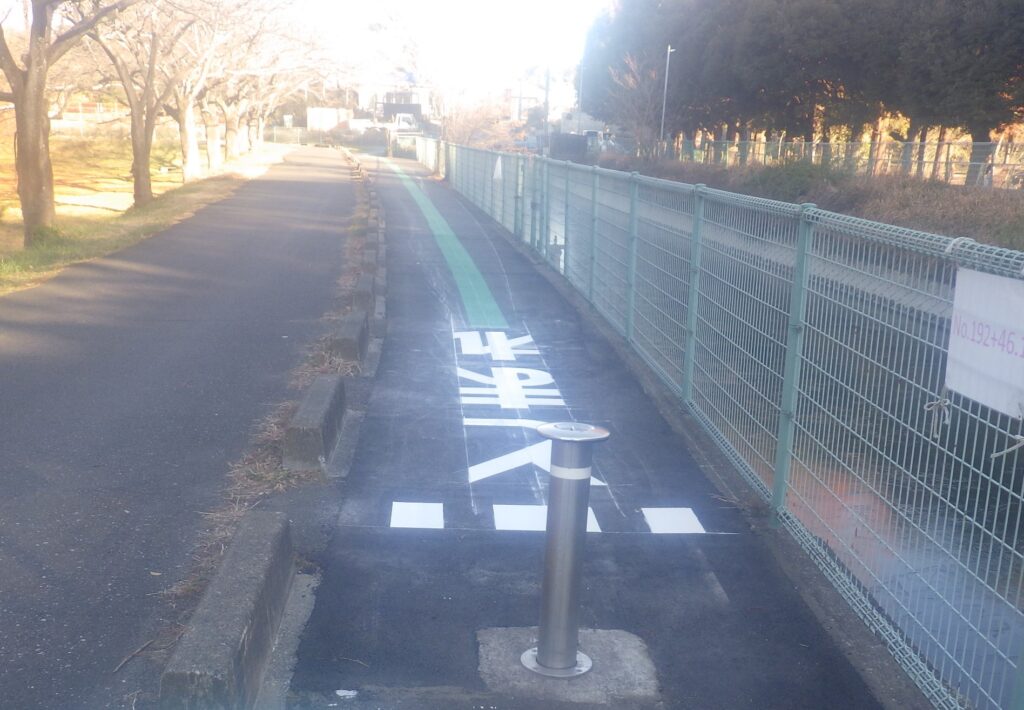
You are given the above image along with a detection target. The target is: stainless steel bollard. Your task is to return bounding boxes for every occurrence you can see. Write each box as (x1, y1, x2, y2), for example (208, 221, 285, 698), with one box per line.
(521, 422, 610, 678)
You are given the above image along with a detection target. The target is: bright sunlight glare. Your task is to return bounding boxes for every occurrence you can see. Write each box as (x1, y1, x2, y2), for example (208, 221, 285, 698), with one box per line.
(302, 0, 611, 99)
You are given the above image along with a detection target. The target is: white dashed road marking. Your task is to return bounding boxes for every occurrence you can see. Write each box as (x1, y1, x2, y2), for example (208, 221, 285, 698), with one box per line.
(642, 507, 707, 534)
(390, 502, 445, 529)
(493, 505, 602, 533)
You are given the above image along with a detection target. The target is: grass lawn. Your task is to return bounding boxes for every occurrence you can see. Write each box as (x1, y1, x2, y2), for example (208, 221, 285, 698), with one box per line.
(0, 117, 288, 295)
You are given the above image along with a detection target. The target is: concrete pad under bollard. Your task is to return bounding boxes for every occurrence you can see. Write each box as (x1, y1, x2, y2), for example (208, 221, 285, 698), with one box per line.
(477, 627, 659, 705)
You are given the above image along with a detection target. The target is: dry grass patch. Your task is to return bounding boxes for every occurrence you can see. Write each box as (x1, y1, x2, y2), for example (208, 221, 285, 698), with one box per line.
(159, 401, 316, 604)
(0, 125, 289, 296)
(290, 340, 363, 390)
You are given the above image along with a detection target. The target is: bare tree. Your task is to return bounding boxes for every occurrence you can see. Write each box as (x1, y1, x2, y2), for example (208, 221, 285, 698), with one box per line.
(443, 102, 509, 149)
(608, 54, 662, 158)
(161, 0, 244, 180)
(0, 0, 140, 245)
(203, 7, 324, 161)
(87, 0, 197, 205)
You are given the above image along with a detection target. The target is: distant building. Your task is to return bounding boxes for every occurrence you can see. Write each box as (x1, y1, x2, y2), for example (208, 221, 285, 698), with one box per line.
(382, 88, 434, 121)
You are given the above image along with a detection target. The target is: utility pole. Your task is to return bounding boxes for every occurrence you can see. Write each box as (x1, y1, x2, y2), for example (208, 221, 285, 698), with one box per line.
(659, 45, 675, 147)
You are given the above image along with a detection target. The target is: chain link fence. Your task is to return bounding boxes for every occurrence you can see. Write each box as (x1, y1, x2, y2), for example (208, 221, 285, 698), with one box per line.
(419, 137, 1024, 709)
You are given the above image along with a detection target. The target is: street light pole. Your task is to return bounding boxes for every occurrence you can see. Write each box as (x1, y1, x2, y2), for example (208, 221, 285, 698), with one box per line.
(659, 44, 675, 148)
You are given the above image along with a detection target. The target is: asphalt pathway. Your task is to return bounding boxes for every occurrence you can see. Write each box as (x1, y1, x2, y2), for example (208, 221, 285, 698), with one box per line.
(288, 157, 887, 709)
(0, 147, 353, 708)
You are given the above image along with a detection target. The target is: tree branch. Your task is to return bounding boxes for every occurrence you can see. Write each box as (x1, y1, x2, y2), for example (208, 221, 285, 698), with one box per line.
(0, 23, 24, 91)
(49, 0, 143, 63)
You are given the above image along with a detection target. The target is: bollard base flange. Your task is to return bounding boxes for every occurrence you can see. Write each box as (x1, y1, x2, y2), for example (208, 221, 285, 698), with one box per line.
(520, 647, 592, 678)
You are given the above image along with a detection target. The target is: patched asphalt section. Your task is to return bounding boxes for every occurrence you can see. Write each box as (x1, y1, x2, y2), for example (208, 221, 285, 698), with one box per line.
(0, 147, 354, 709)
(286, 159, 887, 709)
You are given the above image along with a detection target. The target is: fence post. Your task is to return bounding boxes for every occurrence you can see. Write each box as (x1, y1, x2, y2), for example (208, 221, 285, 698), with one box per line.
(543, 159, 552, 259)
(770, 203, 816, 527)
(530, 159, 539, 250)
(588, 166, 599, 302)
(625, 172, 640, 342)
(681, 184, 706, 403)
(514, 156, 524, 240)
(1012, 656, 1024, 710)
(489, 155, 497, 218)
(562, 161, 571, 277)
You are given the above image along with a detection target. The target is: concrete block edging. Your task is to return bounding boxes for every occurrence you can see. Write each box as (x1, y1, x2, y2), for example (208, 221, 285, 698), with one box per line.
(282, 374, 347, 472)
(328, 310, 370, 363)
(160, 511, 295, 709)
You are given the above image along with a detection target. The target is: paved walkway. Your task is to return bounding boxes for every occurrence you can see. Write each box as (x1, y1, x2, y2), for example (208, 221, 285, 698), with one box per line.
(286, 157, 898, 709)
(0, 148, 353, 708)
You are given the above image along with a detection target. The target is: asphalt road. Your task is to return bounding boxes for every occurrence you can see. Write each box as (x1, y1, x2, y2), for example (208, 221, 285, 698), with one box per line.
(0, 147, 353, 708)
(287, 158, 905, 709)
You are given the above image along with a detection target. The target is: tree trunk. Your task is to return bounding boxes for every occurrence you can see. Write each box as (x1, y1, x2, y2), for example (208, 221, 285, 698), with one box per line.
(15, 56, 57, 245)
(222, 108, 241, 160)
(203, 114, 223, 172)
(178, 98, 201, 182)
(240, 118, 253, 154)
(820, 125, 833, 168)
(867, 119, 882, 176)
(843, 132, 858, 171)
(901, 118, 918, 175)
(129, 113, 154, 206)
(914, 126, 928, 178)
(930, 126, 947, 180)
(965, 125, 995, 186)
(738, 126, 751, 166)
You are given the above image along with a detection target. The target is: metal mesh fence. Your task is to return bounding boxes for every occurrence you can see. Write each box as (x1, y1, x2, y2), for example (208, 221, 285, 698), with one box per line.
(414, 137, 1024, 710)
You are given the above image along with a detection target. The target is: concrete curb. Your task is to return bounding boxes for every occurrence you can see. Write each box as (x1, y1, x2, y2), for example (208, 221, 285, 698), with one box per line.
(352, 272, 376, 311)
(328, 309, 369, 363)
(160, 511, 295, 709)
(282, 374, 346, 471)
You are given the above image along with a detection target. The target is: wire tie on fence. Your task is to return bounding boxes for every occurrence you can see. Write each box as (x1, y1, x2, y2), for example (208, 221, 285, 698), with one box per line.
(991, 435, 1024, 460)
(923, 398, 951, 439)
(943, 237, 974, 255)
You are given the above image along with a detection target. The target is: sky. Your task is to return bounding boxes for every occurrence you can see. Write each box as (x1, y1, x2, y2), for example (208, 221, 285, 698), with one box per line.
(301, 0, 612, 101)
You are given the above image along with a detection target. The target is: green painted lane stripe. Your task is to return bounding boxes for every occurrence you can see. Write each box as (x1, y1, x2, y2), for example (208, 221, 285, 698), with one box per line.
(386, 161, 508, 329)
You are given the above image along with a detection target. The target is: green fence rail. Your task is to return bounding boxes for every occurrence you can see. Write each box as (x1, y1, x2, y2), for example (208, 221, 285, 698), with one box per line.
(417, 137, 1024, 710)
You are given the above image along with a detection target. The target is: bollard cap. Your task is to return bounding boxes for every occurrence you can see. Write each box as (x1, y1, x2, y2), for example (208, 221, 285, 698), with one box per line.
(537, 422, 610, 444)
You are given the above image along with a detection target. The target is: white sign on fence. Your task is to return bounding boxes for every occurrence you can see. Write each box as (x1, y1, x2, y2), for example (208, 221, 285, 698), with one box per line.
(945, 268, 1024, 417)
